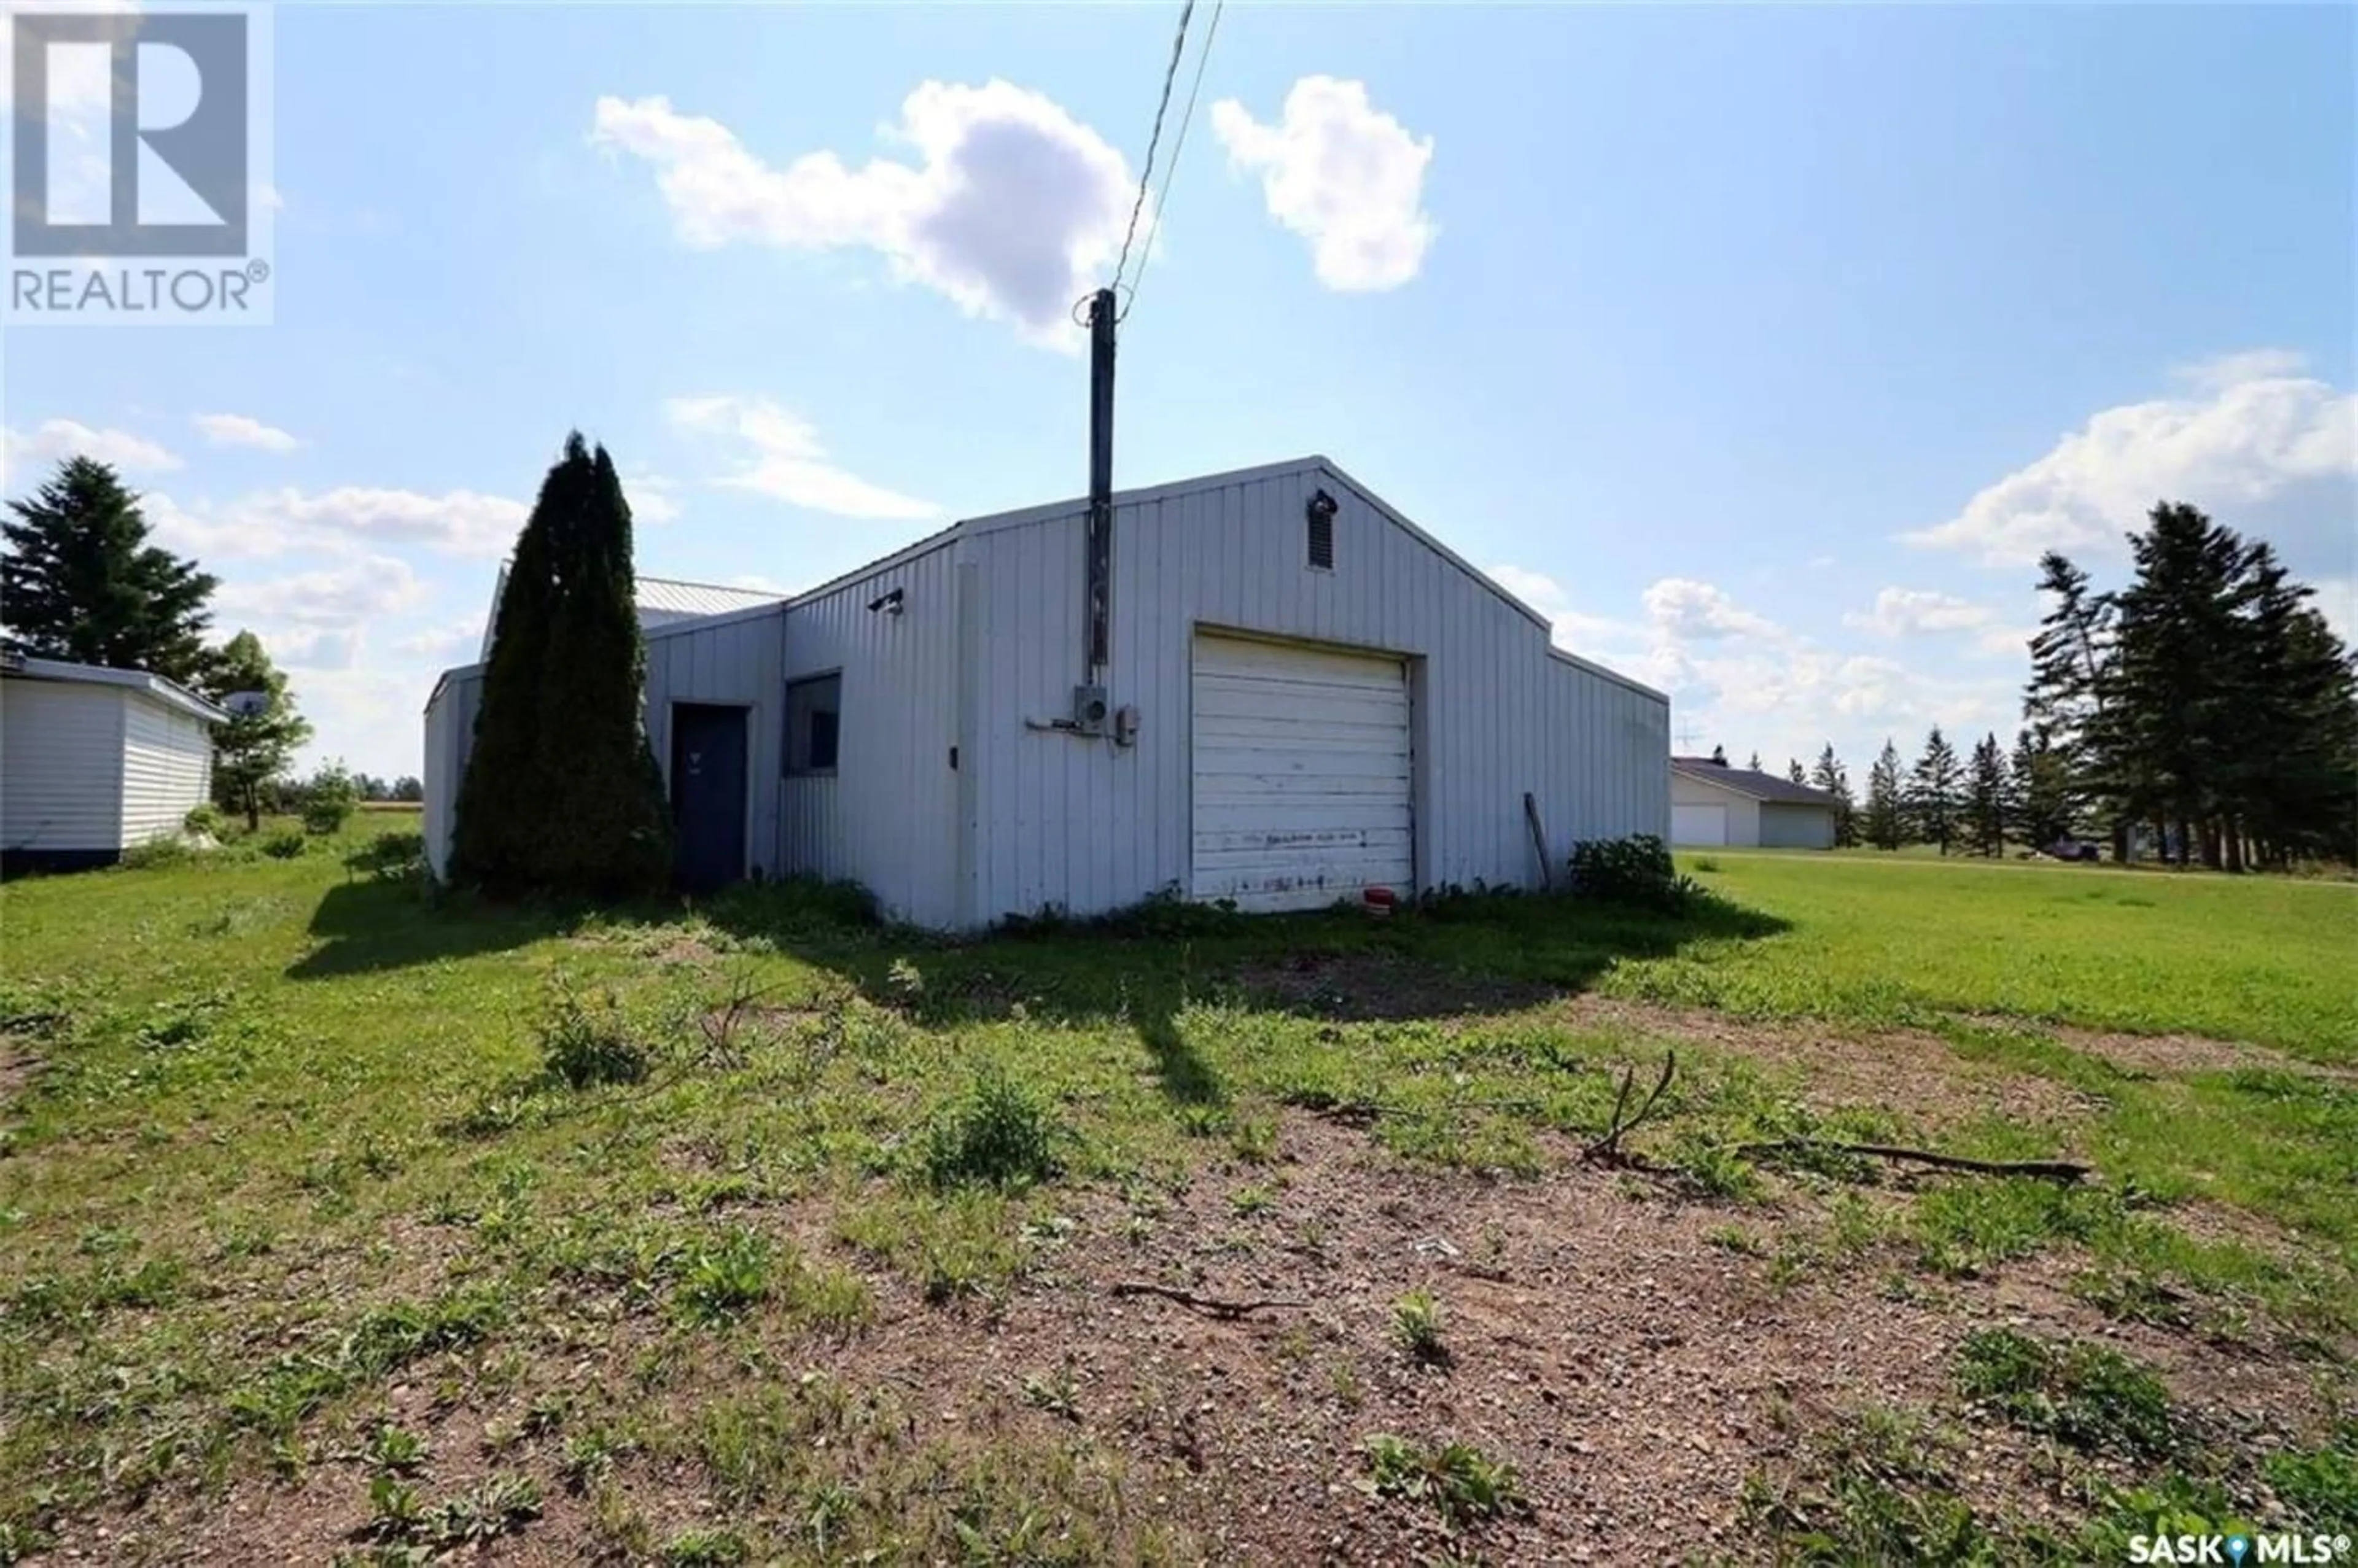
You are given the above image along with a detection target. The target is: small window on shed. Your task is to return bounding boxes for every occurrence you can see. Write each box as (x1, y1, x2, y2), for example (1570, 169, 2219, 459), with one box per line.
(785, 673, 841, 776)
(1306, 488, 1337, 570)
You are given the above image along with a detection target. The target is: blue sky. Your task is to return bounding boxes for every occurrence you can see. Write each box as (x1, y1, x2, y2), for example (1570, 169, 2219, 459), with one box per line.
(5, 2, 2352, 780)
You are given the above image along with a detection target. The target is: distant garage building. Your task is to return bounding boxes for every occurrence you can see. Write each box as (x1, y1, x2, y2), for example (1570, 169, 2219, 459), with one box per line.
(1, 651, 227, 874)
(1670, 755, 1840, 848)
(425, 456, 1670, 926)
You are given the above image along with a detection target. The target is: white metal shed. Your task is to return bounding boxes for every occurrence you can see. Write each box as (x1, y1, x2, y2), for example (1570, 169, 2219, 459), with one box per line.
(424, 456, 1671, 926)
(1, 654, 225, 874)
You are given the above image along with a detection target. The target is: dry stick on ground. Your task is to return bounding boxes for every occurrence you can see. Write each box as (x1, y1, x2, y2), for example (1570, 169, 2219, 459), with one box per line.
(1582, 1050, 1677, 1165)
(1110, 1281, 1306, 1319)
(1738, 1139, 2093, 1184)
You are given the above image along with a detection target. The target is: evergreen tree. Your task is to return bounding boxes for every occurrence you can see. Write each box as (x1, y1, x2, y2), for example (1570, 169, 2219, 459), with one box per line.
(1746, 750, 1761, 772)
(1963, 732, 2007, 857)
(1907, 726, 1963, 854)
(2025, 551, 2123, 858)
(452, 433, 672, 897)
(1710, 743, 1727, 764)
(1811, 744, 1858, 847)
(2008, 728, 2076, 848)
(1787, 758, 1807, 786)
(2107, 503, 2246, 866)
(2, 456, 217, 685)
(1864, 740, 1906, 850)
(203, 630, 311, 829)
(2215, 547, 2356, 867)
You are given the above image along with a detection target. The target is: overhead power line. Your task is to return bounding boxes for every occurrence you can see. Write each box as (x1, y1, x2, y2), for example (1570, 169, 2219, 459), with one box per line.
(1123, 0, 1224, 319)
(1110, 0, 1198, 297)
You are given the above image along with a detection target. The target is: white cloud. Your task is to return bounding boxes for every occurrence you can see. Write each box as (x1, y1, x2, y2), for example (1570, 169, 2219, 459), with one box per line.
(394, 617, 485, 659)
(1211, 77, 1436, 292)
(1495, 567, 2023, 769)
(593, 81, 1133, 345)
(1906, 351, 2357, 570)
(214, 555, 427, 626)
(1843, 586, 2000, 638)
(666, 396, 937, 519)
(1641, 577, 1789, 643)
(2, 419, 180, 482)
(193, 413, 299, 451)
(257, 625, 364, 671)
(150, 486, 529, 560)
(1485, 564, 1642, 650)
(624, 472, 682, 526)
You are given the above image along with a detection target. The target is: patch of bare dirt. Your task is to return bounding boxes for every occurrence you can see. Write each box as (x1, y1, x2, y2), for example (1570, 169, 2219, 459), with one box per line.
(0, 1047, 39, 1109)
(1561, 995, 2108, 1132)
(2041, 1025, 2357, 1084)
(68, 1112, 2347, 1567)
(1237, 952, 1560, 1021)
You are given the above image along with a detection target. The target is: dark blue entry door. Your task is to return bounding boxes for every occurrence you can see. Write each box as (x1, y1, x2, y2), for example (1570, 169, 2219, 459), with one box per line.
(671, 704, 747, 893)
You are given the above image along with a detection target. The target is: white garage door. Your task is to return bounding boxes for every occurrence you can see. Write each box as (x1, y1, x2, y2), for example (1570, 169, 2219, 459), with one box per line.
(1191, 632, 1414, 912)
(1671, 803, 1728, 846)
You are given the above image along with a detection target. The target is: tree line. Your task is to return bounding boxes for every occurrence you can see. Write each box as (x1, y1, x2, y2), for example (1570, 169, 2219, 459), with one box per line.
(1757, 501, 2356, 867)
(4, 456, 321, 828)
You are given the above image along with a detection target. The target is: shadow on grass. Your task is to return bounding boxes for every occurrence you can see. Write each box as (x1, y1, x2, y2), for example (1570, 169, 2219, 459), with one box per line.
(286, 878, 591, 979)
(286, 870, 1788, 1115)
(696, 882, 1791, 1112)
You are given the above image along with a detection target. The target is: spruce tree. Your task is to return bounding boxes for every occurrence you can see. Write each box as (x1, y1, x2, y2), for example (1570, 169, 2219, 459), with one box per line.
(1746, 750, 1761, 772)
(204, 630, 311, 829)
(1864, 740, 1906, 850)
(1907, 726, 1963, 854)
(2009, 728, 2076, 848)
(1811, 744, 1858, 847)
(1787, 758, 1807, 785)
(2, 456, 218, 684)
(2025, 551, 2124, 858)
(2108, 503, 2246, 866)
(1963, 732, 2007, 858)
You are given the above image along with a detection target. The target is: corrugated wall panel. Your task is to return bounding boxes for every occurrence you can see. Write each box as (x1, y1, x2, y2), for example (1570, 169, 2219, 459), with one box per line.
(120, 696, 213, 846)
(960, 463, 1667, 924)
(1, 682, 128, 855)
(779, 548, 959, 927)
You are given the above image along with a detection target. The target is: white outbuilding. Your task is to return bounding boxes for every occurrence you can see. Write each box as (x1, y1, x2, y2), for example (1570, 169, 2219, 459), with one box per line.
(424, 456, 1670, 926)
(1669, 755, 1840, 848)
(1, 651, 227, 874)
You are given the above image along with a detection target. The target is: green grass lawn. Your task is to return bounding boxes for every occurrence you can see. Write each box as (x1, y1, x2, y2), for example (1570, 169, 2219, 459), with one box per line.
(1, 825, 2351, 1563)
(1667, 849, 2358, 1061)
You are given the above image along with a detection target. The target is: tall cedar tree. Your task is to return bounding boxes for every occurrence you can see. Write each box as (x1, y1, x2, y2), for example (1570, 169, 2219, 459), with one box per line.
(1810, 745, 1858, 847)
(1907, 726, 1963, 855)
(1746, 751, 1761, 771)
(1864, 740, 1906, 850)
(2, 457, 217, 685)
(453, 434, 672, 896)
(1963, 732, 2007, 857)
(204, 630, 312, 829)
(1787, 758, 1807, 785)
